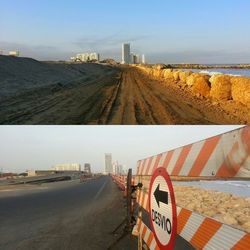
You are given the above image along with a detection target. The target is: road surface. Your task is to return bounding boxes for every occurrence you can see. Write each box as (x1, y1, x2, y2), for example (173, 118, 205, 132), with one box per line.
(0, 67, 246, 125)
(0, 176, 194, 250)
(0, 177, 136, 250)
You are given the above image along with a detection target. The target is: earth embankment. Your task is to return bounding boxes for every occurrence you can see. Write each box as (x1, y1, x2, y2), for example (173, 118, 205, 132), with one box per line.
(0, 56, 248, 124)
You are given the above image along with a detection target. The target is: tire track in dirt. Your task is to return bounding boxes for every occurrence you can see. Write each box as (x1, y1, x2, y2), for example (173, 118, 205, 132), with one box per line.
(0, 66, 247, 124)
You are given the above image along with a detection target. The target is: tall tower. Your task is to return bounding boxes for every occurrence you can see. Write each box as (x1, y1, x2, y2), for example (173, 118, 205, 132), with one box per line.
(105, 153, 112, 175)
(122, 43, 130, 64)
(142, 54, 146, 64)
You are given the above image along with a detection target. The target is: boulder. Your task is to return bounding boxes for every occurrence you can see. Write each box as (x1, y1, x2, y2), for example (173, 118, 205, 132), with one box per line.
(159, 69, 165, 78)
(173, 71, 180, 81)
(153, 69, 162, 77)
(222, 214, 238, 226)
(186, 73, 211, 97)
(231, 76, 250, 106)
(179, 71, 193, 82)
(210, 75, 232, 100)
(163, 69, 174, 80)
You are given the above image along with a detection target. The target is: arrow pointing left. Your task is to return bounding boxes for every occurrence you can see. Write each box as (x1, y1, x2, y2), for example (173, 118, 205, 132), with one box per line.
(154, 184, 168, 208)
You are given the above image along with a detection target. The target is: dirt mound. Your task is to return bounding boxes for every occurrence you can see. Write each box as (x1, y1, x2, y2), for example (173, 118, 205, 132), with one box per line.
(210, 75, 232, 100)
(0, 55, 116, 97)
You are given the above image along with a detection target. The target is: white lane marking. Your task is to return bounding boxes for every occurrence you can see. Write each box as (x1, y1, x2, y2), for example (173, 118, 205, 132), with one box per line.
(93, 179, 108, 201)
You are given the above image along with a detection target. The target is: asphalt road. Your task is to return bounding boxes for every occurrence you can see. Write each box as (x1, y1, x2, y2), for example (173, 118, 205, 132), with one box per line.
(0, 176, 193, 250)
(0, 176, 136, 250)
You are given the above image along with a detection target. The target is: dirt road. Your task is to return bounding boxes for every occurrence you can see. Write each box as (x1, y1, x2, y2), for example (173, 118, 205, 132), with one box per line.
(0, 66, 247, 124)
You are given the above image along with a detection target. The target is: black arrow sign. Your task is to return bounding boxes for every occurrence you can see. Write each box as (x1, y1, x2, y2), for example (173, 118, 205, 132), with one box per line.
(154, 184, 168, 208)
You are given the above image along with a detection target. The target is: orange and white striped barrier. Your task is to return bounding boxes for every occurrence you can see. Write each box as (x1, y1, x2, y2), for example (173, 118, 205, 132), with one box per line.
(112, 175, 128, 196)
(136, 189, 250, 250)
(134, 126, 250, 249)
(136, 126, 250, 178)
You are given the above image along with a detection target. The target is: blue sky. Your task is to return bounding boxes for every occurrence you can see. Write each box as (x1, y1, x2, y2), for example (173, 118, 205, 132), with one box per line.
(1, 0, 250, 63)
(0, 126, 243, 173)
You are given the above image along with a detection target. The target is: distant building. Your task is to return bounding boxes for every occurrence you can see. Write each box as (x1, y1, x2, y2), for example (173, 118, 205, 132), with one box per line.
(53, 163, 81, 171)
(118, 164, 124, 175)
(112, 161, 119, 175)
(130, 53, 140, 64)
(9, 51, 20, 57)
(0, 50, 3, 55)
(89, 53, 100, 61)
(142, 54, 146, 64)
(105, 153, 112, 174)
(84, 163, 91, 174)
(74, 52, 100, 62)
(122, 43, 131, 64)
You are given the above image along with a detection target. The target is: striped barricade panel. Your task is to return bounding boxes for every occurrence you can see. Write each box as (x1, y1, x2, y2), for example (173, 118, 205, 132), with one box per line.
(136, 190, 250, 250)
(112, 175, 126, 191)
(136, 127, 250, 178)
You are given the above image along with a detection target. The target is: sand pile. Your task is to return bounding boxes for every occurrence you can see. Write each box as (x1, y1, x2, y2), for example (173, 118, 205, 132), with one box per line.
(210, 75, 232, 100)
(0, 55, 116, 97)
(174, 185, 250, 233)
(186, 73, 211, 97)
(231, 77, 250, 106)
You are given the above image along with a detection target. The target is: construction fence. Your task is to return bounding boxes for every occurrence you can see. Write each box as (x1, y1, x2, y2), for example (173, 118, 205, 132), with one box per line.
(113, 126, 250, 250)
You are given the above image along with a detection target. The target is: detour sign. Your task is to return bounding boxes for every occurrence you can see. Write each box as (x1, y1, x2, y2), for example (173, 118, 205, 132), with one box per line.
(149, 168, 177, 250)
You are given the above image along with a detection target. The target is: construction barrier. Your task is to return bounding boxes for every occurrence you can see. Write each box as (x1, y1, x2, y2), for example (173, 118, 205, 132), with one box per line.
(112, 175, 128, 197)
(133, 126, 250, 250)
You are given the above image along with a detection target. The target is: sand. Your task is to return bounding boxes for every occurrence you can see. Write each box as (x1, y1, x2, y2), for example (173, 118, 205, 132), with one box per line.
(0, 56, 249, 124)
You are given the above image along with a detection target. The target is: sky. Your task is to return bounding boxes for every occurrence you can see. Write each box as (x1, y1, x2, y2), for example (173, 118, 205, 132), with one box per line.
(1, 0, 250, 63)
(0, 126, 243, 174)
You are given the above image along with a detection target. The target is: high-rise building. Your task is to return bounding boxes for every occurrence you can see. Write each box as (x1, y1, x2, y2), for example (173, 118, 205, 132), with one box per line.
(122, 43, 130, 64)
(84, 163, 91, 174)
(142, 54, 146, 64)
(105, 153, 112, 174)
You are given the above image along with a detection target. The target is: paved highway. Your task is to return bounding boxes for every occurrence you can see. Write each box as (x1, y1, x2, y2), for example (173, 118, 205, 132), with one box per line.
(0, 176, 193, 250)
(0, 176, 135, 250)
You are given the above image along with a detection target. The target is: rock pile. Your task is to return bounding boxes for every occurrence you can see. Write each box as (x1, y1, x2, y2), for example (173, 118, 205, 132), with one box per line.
(136, 65, 250, 106)
(174, 185, 250, 233)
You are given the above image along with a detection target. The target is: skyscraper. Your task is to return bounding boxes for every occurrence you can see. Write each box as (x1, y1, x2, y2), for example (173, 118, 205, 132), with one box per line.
(142, 54, 146, 64)
(105, 153, 112, 174)
(122, 43, 130, 64)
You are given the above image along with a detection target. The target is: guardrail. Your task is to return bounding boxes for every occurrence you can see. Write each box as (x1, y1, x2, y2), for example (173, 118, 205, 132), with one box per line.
(113, 126, 250, 249)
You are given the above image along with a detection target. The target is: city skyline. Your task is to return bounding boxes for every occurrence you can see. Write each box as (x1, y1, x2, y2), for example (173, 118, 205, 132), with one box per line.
(1, 0, 250, 63)
(0, 126, 243, 174)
